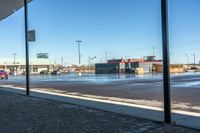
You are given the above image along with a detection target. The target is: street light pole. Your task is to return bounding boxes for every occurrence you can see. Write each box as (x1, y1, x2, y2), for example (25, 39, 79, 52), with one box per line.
(185, 54, 188, 69)
(193, 53, 195, 68)
(88, 56, 96, 66)
(76, 40, 82, 66)
(190, 53, 196, 68)
(13, 53, 17, 68)
(13, 53, 17, 75)
(105, 51, 108, 63)
(76, 40, 82, 76)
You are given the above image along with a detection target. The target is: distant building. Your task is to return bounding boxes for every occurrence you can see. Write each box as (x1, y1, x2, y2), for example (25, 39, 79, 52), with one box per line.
(0, 58, 54, 74)
(95, 63, 125, 74)
(154, 64, 187, 73)
(95, 56, 162, 74)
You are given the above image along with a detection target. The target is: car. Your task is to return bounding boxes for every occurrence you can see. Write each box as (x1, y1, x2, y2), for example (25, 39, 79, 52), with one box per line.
(40, 70, 49, 75)
(51, 70, 61, 75)
(125, 68, 135, 73)
(191, 67, 198, 70)
(0, 70, 8, 79)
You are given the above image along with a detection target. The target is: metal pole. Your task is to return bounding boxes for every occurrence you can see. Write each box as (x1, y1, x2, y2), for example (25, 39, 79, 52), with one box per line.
(76, 40, 82, 66)
(78, 43, 80, 65)
(13, 53, 17, 74)
(13, 53, 16, 68)
(185, 54, 188, 69)
(24, 0, 30, 96)
(105, 51, 108, 63)
(194, 53, 195, 68)
(161, 0, 171, 123)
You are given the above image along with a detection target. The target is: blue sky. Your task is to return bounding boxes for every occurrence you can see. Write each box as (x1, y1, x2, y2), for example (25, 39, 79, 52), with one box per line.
(0, 0, 200, 65)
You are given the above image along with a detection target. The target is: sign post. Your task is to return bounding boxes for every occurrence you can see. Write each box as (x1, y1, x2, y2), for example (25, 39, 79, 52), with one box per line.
(161, 0, 171, 123)
(24, 0, 30, 96)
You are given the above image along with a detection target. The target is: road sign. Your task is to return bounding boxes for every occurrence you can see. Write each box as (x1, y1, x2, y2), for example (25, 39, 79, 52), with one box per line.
(28, 30, 35, 42)
(37, 53, 48, 59)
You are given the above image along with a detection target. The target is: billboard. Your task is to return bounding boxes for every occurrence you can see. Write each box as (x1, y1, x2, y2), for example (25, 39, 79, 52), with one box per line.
(37, 53, 48, 59)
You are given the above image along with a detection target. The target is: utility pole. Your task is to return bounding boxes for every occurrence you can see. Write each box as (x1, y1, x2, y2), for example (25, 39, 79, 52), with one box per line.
(105, 51, 108, 63)
(13, 53, 17, 75)
(76, 40, 82, 76)
(191, 53, 195, 68)
(194, 53, 196, 68)
(13, 53, 17, 68)
(61, 57, 64, 66)
(185, 54, 188, 69)
(76, 40, 82, 66)
(153, 45, 155, 57)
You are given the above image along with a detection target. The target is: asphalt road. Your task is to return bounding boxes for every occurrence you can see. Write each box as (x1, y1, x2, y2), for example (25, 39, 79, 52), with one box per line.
(0, 73, 200, 112)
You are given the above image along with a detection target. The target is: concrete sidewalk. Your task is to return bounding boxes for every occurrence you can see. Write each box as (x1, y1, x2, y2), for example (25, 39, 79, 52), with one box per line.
(0, 91, 199, 133)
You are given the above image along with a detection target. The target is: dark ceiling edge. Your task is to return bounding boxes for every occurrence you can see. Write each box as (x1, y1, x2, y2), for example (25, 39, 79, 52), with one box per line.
(0, 0, 32, 21)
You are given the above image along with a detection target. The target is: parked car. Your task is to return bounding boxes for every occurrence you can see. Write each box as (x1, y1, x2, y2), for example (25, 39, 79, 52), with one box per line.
(40, 70, 49, 75)
(51, 70, 61, 75)
(0, 70, 8, 79)
(125, 68, 135, 73)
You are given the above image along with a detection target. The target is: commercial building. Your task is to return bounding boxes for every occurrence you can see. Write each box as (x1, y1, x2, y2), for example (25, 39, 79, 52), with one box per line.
(0, 58, 53, 74)
(95, 62, 125, 74)
(95, 56, 162, 74)
(154, 64, 191, 73)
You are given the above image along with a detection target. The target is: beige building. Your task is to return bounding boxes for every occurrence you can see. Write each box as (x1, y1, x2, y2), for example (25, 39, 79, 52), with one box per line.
(0, 58, 54, 74)
(153, 64, 187, 73)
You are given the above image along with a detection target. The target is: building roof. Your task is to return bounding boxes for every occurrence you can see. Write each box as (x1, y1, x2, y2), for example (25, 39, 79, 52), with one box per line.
(0, 0, 32, 21)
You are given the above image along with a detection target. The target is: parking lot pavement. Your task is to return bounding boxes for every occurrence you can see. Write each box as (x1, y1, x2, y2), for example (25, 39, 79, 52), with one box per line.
(0, 91, 199, 133)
